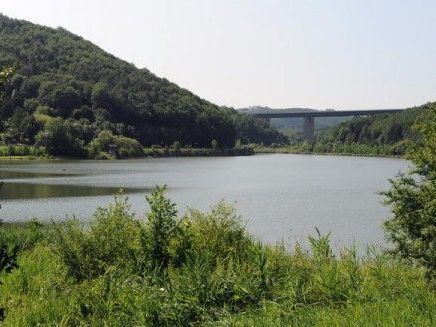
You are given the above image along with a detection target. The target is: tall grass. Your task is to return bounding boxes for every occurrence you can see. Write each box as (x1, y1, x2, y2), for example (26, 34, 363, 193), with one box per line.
(0, 188, 434, 326)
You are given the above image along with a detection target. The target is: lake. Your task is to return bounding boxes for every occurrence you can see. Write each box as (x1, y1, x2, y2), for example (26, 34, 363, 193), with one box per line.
(0, 154, 408, 249)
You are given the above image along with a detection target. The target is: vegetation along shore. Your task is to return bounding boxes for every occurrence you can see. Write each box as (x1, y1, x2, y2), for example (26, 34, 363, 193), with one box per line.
(0, 189, 434, 326)
(0, 11, 435, 326)
(0, 99, 435, 326)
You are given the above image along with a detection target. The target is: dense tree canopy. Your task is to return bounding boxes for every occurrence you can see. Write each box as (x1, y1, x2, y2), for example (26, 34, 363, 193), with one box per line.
(312, 105, 427, 155)
(0, 15, 285, 155)
(383, 103, 436, 280)
(0, 66, 15, 101)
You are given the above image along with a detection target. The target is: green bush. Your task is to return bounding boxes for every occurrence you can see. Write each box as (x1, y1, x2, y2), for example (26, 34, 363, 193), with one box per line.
(0, 145, 45, 157)
(0, 219, 47, 322)
(88, 130, 143, 159)
(35, 118, 86, 157)
(211, 139, 218, 150)
(52, 195, 141, 281)
(93, 151, 115, 160)
(171, 141, 181, 152)
(383, 103, 436, 280)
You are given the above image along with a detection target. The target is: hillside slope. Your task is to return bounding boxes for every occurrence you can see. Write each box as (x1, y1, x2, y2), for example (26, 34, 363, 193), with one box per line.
(313, 103, 431, 155)
(0, 15, 284, 152)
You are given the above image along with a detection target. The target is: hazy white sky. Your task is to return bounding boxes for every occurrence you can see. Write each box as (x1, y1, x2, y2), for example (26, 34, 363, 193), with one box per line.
(1, 0, 435, 109)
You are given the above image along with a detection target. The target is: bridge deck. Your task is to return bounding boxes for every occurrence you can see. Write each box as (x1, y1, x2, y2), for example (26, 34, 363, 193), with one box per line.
(248, 109, 405, 118)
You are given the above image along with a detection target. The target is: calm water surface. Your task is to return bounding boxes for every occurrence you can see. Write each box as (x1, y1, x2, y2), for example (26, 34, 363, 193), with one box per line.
(0, 154, 408, 249)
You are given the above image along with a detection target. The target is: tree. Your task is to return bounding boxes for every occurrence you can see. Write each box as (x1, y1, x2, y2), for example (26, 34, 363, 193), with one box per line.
(172, 141, 181, 152)
(211, 139, 218, 150)
(35, 118, 85, 156)
(383, 103, 436, 280)
(88, 130, 143, 158)
(0, 66, 15, 100)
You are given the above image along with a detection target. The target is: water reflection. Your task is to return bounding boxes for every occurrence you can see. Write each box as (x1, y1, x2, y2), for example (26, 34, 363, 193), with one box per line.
(0, 170, 75, 180)
(0, 182, 149, 200)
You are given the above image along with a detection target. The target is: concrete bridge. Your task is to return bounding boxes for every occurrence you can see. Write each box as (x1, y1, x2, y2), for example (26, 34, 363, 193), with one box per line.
(246, 109, 405, 141)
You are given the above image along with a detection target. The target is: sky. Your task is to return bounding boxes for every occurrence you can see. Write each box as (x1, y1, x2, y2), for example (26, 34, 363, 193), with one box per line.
(1, 0, 436, 109)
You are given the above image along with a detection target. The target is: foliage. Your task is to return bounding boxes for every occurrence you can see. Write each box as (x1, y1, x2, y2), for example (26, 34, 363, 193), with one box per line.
(142, 186, 179, 275)
(383, 103, 436, 280)
(0, 189, 435, 325)
(317, 108, 420, 146)
(211, 139, 218, 150)
(0, 66, 15, 102)
(171, 141, 181, 152)
(52, 194, 141, 281)
(0, 14, 284, 153)
(0, 145, 46, 157)
(143, 146, 254, 157)
(88, 130, 143, 158)
(0, 218, 47, 321)
(34, 117, 86, 157)
(233, 112, 288, 145)
(258, 105, 428, 157)
(308, 105, 425, 156)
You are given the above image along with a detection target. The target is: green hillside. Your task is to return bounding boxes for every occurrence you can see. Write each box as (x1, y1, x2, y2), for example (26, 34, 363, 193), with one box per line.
(0, 15, 284, 156)
(252, 104, 432, 157)
(313, 104, 429, 155)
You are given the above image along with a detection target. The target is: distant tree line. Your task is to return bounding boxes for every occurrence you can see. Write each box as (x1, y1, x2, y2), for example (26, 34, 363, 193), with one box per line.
(307, 106, 426, 156)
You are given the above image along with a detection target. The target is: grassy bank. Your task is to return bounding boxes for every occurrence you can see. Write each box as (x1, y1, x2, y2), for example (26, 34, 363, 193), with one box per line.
(0, 189, 434, 326)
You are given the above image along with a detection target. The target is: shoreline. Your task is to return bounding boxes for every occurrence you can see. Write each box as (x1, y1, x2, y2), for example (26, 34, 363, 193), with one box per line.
(253, 147, 405, 159)
(0, 147, 254, 161)
(0, 150, 404, 161)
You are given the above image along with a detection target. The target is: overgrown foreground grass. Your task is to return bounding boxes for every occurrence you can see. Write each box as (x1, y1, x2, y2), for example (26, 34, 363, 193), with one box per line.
(0, 189, 435, 326)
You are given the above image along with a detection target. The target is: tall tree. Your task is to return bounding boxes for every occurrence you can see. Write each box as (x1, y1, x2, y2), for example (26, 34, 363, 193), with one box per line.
(383, 103, 436, 281)
(0, 66, 15, 100)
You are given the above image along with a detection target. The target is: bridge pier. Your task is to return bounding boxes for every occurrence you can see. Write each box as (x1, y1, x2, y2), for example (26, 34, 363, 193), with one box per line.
(303, 117, 315, 141)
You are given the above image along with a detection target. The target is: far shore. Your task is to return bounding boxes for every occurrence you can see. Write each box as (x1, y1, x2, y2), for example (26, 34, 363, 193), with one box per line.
(253, 145, 406, 159)
(0, 151, 405, 161)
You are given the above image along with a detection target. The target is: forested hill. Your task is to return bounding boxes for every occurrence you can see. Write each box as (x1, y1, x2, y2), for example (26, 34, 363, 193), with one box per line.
(0, 14, 284, 154)
(313, 103, 431, 155)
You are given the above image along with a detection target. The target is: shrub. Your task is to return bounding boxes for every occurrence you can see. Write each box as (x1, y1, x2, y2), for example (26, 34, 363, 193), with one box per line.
(88, 130, 143, 159)
(171, 141, 181, 152)
(383, 103, 436, 280)
(93, 151, 115, 160)
(116, 135, 144, 158)
(52, 194, 141, 281)
(142, 186, 179, 275)
(211, 139, 218, 150)
(184, 202, 253, 263)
